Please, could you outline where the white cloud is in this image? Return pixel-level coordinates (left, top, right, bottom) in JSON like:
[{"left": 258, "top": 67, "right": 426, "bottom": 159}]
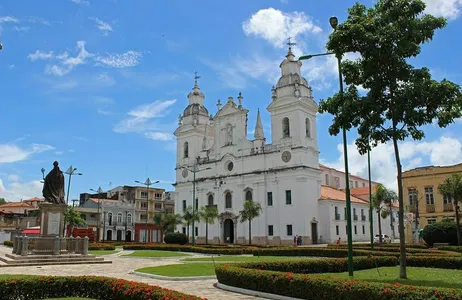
[
  {"left": 0, "top": 143, "right": 54, "bottom": 163},
  {"left": 127, "top": 100, "right": 177, "bottom": 119},
  {"left": 28, "top": 50, "right": 54, "bottom": 61},
  {"left": 94, "top": 51, "right": 142, "bottom": 68},
  {"left": 90, "top": 17, "right": 113, "bottom": 35},
  {"left": 145, "top": 132, "right": 174, "bottom": 141},
  {"left": 0, "top": 178, "right": 43, "bottom": 202},
  {"left": 323, "top": 136, "right": 462, "bottom": 190},
  {"left": 7, "top": 174, "right": 20, "bottom": 182},
  {"left": 0, "top": 16, "right": 19, "bottom": 23},
  {"left": 242, "top": 8, "right": 322, "bottom": 49},
  {"left": 71, "top": 0, "right": 90, "bottom": 5},
  {"left": 423, "top": 0, "right": 462, "bottom": 20}
]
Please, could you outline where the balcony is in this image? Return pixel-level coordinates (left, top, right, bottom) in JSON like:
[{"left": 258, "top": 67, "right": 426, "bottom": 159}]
[
  {"left": 426, "top": 204, "right": 435, "bottom": 213},
  {"left": 361, "top": 215, "right": 366, "bottom": 221},
  {"left": 409, "top": 205, "right": 417, "bottom": 214},
  {"left": 444, "top": 203, "right": 454, "bottom": 212},
  {"left": 353, "top": 215, "right": 358, "bottom": 221},
  {"left": 335, "top": 214, "right": 341, "bottom": 220}
]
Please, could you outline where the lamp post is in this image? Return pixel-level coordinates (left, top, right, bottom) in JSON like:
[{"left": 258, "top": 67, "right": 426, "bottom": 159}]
[
  {"left": 135, "top": 178, "right": 159, "bottom": 243},
  {"left": 181, "top": 164, "right": 211, "bottom": 246},
  {"left": 90, "top": 187, "right": 104, "bottom": 242},
  {"left": 368, "top": 148, "right": 374, "bottom": 249},
  {"left": 299, "top": 16, "right": 354, "bottom": 277},
  {"left": 63, "top": 165, "right": 82, "bottom": 237}
]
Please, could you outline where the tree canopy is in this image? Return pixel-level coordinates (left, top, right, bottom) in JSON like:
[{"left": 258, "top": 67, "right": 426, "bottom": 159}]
[{"left": 438, "top": 174, "right": 462, "bottom": 245}]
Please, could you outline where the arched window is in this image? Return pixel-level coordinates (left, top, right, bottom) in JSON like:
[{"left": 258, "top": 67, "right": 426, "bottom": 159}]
[
  {"left": 127, "top": 213, "right": 132, "bottom": 225},
  {"left": 282, "top": 117, "right": 290, "bottom": 138},
  {"left": 107, "top": 212, "right": 113, "bottom": 226},
  {"left": 117, "top": 212, "right": 123, "bottom": 223},
  {"left": 305, "top": 118, "right": 311, "bottom": 138},
  {"left": 245, "top": 190, "right": 253, "bottom": 202},
  {"left": 184, "top": 142, "right": 189, "bottom": 158},
  {"left": 208, "top": 194, "right": 214, "bottom": 206},
  {"left": 225, "top": 192, "right": 232, "bottom": 209}
]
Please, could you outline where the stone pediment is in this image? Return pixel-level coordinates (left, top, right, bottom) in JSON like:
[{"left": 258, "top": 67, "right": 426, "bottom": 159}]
[
  {"left": 215, "top": 103, "right": 247, "bottom": 118},
  {"left": 267, "top": 96, "right": 317, "bottom": 112}
]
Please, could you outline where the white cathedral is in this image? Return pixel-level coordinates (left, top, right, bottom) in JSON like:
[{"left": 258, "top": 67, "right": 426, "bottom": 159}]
[{"left": 172, "top": 47, "right": 395, "bottom": 245}]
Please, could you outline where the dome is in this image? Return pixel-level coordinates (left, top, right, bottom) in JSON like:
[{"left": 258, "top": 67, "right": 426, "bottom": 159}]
[
  {"left": 183, "top": 103, "right": 209, "bottom": 117},
  {"left": 276, "top": 73, "right": 309, "bottom": 89}
]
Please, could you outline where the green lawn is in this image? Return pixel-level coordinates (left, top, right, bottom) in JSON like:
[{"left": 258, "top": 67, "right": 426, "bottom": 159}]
[
  {"left": 44, "top": 298, "right": 96, "bottom": 300},
  {"left": 182, "top": 256, "right": 312, "bottom": 262},
  {"left": 88, "top": 250, "right": 120, "bottom": 255},
  {"left": 0, "top": 275, "right": 32, "bottom": 280},
  {"left": 123, "top": 250, "right": 191, "bottom": 258},
  {"left": 136, "top": 263, "right": 217, "bottom": 277},
  {"left": 322, "top": 267, "right": 462, "bottom": 289}
]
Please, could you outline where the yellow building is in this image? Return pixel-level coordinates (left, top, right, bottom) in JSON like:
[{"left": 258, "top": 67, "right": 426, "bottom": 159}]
[{"left": 402, "top": 163, "right": 462, "bottom": 242}]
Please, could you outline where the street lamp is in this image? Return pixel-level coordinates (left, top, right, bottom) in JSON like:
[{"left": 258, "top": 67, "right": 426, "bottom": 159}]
[
  {"left": 90, "top": 187, "right": 104, "bottom": 242},
  {"left": 135, "top": 178, "right": 159, "bottom": 243},
  {"left": 64, "top": 165, "right": 83, "bottom": 205},
  {"left": 299, "top": 16, "right": 354, "bottom": 277},
  {"left": 181, "top": 164, "right": 211, "bottom": 246},
  {"left": 40, "top": 168, "right": 46, "bottom": 184}
]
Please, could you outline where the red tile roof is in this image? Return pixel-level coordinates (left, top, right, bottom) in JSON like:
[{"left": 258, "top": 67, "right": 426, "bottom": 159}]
[
  {"left": 0, "top": 202, "right": 33, "bottom": 208},
  {"left": 24, "top": 197, "right": 44, "bottom": 202},
  {"left": 319, "top": 186, "right": 369, "bottom": 204},
  {"left": 349, "top": 186, "right": 377, "bottom": 196}
]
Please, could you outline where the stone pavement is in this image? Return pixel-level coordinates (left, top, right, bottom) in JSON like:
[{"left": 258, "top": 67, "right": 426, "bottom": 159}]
[{"left": 0, "top": 245, "right": 261, "bottom": 300}]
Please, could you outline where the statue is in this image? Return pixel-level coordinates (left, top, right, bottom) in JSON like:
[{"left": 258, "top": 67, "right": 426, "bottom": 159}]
[{"left": 42, "top": 161, "right": 66, "bottom": 204}]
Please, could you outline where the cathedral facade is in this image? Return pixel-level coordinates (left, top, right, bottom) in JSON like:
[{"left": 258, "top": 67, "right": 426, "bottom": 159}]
[{"left": 173, "top": 47, "right": 323, "bottom": 245}]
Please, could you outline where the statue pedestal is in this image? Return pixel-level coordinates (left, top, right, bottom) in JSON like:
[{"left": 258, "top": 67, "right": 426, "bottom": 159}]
[{"left": 38, "top": 202, "right": 66, "bottom": 237}]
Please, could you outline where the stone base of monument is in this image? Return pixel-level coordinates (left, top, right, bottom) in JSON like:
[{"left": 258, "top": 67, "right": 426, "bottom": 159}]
[{"left": 0, "top": 203, "right": 111, "bottom": 267}]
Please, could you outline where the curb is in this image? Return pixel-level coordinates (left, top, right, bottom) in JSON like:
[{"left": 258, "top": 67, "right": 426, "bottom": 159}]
[
  {"left": 131, "top": 271, "right": 216, "bottom": 281},
  {"left": 215, "top": 282, "right": 303, "bottom": 300}
]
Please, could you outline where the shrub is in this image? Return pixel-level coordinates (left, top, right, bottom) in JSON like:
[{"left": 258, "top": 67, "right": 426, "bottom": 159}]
[
  {"left": 0, "top": 275, "right": 205, "bottom": 300},
  {"left": 438, "top": 246, "right": 462, "bottom": 253},
  {"left": 216, "top": 264, "right": 462, "bottom": 300},
  {"left": 327, "top": 243, "right": 428, "bottom": 249},
  {"left": 164, "top": 232, "right": 188, "bottom": 245},
  {"left": 88, "top": 243, "right": 115, "bottom": 250},
  {"left": 407, "top": 256, "right": 462, "bottom": 270},
  {"left": 3, "top": 241, "right": 13, "bottom": 247},
  {"left": 423, "top": 220, "right": 462, "bottom": 247}
]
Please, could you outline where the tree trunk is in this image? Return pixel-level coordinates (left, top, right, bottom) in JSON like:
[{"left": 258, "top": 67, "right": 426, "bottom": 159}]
[
  {"left": 392, "top": 134, "right": 407, "bottom": 279},
  {"left": 378, "top": 210, "right": 382, "bottom": 243},
  {"left": 455, "top": 199, "right": 462, "bottom": 246},
  {"left": 389, "top": 203, "right": 394, "bottom": 239},
  {"left": 187, "top": 222, "right": 190, "bottom": 239},
  {"left": 249, "top": 219, "right": 252, "bottom": 245},
  {"left": 205, "top": 223, "right": 209, "bottom": 245}
]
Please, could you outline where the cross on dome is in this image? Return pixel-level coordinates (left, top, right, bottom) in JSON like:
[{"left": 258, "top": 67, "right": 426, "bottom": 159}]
[
  {"left": 194, "top": 71, "right": 201, "bottom": 88},
  {"left": 287, "top": 37, "right": 296, "bottom": 50}
]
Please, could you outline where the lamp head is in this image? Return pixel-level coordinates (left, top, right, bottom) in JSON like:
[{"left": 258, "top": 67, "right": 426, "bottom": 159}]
[
  {"left": 329, "top": 16, "right": 338, "bottom": 29},
  {"left": 0, "top": 43, "right": 3, "bottom": 51}
]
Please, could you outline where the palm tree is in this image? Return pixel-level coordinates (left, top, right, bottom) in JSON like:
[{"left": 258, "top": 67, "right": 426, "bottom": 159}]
[
  {"left": 372, "top": 184, "right": 396, "bottom": 243},
  {"left": 182, "top": 206, "right": 199, "bottom": 240},
  {"left": 199, "top": 205, "right": 219, "bottom": 244},
  {"left": 154, "top": 213, "right": 182, "bottom": 241},
  {"left": 239, "top": 200, "right": 262, "bottom": 245},
  {"left": 438, "top": 174, "right": 462, "bottom": 246}
]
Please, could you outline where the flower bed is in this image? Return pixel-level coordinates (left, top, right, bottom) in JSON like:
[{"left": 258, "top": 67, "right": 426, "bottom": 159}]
[
  {"left": 88, "top": 243, "right": 116, "bottom": 251},
  {"left": 0, "top": 275, "right": 205, "bottom": 300},
  {"left": 215, "top": 258, "right": 462, "bottom": 299}
]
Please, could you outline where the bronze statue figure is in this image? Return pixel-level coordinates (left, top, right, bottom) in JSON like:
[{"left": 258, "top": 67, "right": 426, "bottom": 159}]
[{"left": 42, "top": 161, "right": 66, "bottom": 204}]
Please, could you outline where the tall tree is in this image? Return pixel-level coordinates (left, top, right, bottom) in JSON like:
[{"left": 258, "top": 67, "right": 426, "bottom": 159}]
[
  {"left": 319, "top": 0, "right": 462, "bottom": 278},
  {"left": 199, "top": 205, "right": 219, "bottom": 244},
  {"left": 0, "top": 198, "right": 7, "bottom": 205},
  {"left": 64, "top": 206, "right": 86, "bottom": 236},
  {"left": 372, "top": 184, "right": 397, "bottom": 243},
  {"left": 182, "top": 206, "right": 199, "bottom": 240},
  {"left": 154, "top": 213, "right": 182, "bottom": 241},
  {"left": 239, "top": 200, "right": 262, "bottom": 245},
  {"left": 438, "top": 174, "right": 462, "bottom": 245}
]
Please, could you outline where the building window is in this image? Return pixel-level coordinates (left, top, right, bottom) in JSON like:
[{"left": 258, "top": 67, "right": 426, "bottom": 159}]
[
  {"left": 182, "top": 227, "right": 186, "bottom": 234},
  {"left": 325, "top": 174, "right": 329, "bottom": 185},
  {"left": 336, "top": 225, "right": 339, "bottom": 235},
  {"left": 154, "top": 193, "right": 162, "bottom": 200},
  {"left": 335, "top": 177, "right": 340, "bottom": 189},
  {"left": 245, "top": 190, "right": 253, "bottom": 202},
  {"left": 425, "top": 187, "right": 434, "bottom": 204},
  {"left": 155, "top": 203, "right": 162, "bottom": 210},
  {"left": 427, "top": 217, "right": 437, "bottom": 225},
  {"left": 268, "top": 225, "right": 274, "bottom": 236},
  {"left": 140, "top": 214, "right": 147, "bottom": 221},
  {"left": 408, "top": 188, "right": 418, "bottom": 206},
  {"left": 354, "top": 225, "right": 357, "bottom": 235},
  {"left": 127, "top": 213, "right": 132, "bottom": 224},
  {"left": 267, "top": 192, "right": 273, "bottom": 206},
  {"left": 286, "top": 225, "right": 293, "bottom": 236},
  {"left": 208, "top": 194, "right": 214, "bottom": 206},
  {"left": 184, "top": 142, "right": 189, "bottom": 158},
  {"left": 443, "top": 194, "right": 452, "bottom": 204},
  {"left": 141, "top": 202, "right": 148, "bottom": 209},
  {"left": 362, "top": 182, "right": 366, "bottom": 187},
  {"left": 225, "top": 192, "right": 232, "bottom": 208},
  {"left": 349, "top": 180, "right": 353, "bottom": 187},
  {"left": 195, "top": 198, "right": 199, "bottom": 210},
  {"left": 282, "top": 117, "right": 290, "bottom": 138},
  {"left": 305, "top": 118, "right": 311, "bottom": 138},
  {"left": 344, "top": 207, "right": 347, "bottom": 220},
  {"left": 117, "top": 213, "right": 122, "bottom": 223},
  {"left": 182, "top": 200, "right": 187, "bottom": 211},
  {"left": 195, "top": 227, "right": 198, "bottom": 236},
  {"left": 362, "top": 225, "right": 365, "bottom": 234},
  {"left": 108, "top": 212, "right": 113, "bottom": 226},
  {"left": 285, "top": 190, "right": 292, "bottom": 205},
  {"left": 141, "top": 191, "right": 148, "bottom": 199},
  {"left": 334, "top": 206, "right": 340, "bottom": 220}
]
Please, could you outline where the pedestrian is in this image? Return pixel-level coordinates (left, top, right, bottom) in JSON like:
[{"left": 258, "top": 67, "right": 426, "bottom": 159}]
[
  {"left": 297, "top": 235, "right": 302, "bottom": 246},
  {"left": 293, "top": 235, "right": 297, "bottom": 247},
  {"left": 337, "top": 237, "right": 341, "bottom": 245}
]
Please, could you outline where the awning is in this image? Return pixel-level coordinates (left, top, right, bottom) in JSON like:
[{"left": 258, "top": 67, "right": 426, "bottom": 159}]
[{"left": 21, "top": 228, "right": 40, "bottom": 235}]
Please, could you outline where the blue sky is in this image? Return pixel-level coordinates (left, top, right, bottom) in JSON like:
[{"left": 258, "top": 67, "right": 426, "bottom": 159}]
[{"left": 1, "top": 0, "right": 462, "bottom": 201}]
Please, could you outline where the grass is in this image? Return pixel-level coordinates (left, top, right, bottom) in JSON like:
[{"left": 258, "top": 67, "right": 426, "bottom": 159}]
[
  {"left": 181, "top": 256, "right": 312, "bottom": 262},
  {"left": 0, "top": 275, "right": 32, "bottom": 280},
  {"left": 88, "top": 250, "right": 119, "bottom": 255},
  {"left": 322, "top": 267, "right": 462, "bottom": 289},
  {"left": 44, "top": 298, "right": 96, "bottom": 300},
  {"left": 123, "top": 250, "right": 191, "bottom": 258},
  {"left": 136, "top": 264, "right": 217, "bottom": 277}
]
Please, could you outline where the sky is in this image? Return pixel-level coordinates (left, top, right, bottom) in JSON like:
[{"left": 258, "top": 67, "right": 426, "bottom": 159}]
[{"left": 1, "top": 0, "right": 462, "bottom": 202}]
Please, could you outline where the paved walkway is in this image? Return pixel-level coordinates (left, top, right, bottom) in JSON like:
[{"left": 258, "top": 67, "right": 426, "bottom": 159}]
[{"left": 0, "top": 246, "right": 260, "bottom": 300}]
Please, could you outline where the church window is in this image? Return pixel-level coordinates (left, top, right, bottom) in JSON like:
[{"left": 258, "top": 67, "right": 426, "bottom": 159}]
[
  {"left": 305, "top": 118, "right": 311, "bottom": 138},
  {"left": 245, "top": 190, "right": 252, "bottom": 202},
  {"left": 286, "top": 224, "right": 293, "bottom": 236},
  {"left": 183, "top": 142, "right": 189, "bottom": 158},
  {"left": 117, "top": 213, "right": 123, "bottom": 223},
  {"left": 267, "top": 192, "right": 273, "bottom": 206},
  {"left": 225, "top": 192, "right": 232, "bottom": 209},
  {"left": 268, "top": 225, "right": 274, "bottom": 236},
  {"left": 282, "top": 117, "right": 290, "bottom": 138},
  {"left": 182, "top": 200, "right": 187, "bottom": 211},
  {"left": 227, "top": 161, "right": 234, "bottom": 171},
  {"left": 285, "top": 190, "right": 292, "bottom": 205},
  {"left": 208, "top": 194, "right": 214, "bottom": 206},
  {"left": 108, "top": 212, "right": 113, "bottom": 226}
]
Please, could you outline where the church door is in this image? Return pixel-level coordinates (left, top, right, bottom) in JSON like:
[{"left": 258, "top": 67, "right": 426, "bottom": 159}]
[
  {"left": 224, "top": 219, "right": 234, "bottom": 244},
  {"left": 117, "top": 230, "right": 122, "bottom": 241},
  {"left": 311, "top": 223, "right": 318, "bottom": 244},
  {"left": 106, "top": 230, "right": 112, "bottom": 241}
]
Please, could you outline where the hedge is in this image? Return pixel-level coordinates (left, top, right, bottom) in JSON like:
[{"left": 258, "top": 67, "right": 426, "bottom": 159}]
[
  {"left": 216, "top": 264, "right": 462, "bottom": 300},
  {"left": 438, "top": 246, "right": 462, "bottom": 253},
  {"left": 407, "top": 256, "right": 462, "bottom": 270},
  {"left": 88, "top": 243, "right": 116, "bottom": 251},
  {"left": 3, "top": 240, "right": 13, "bottom": 247},
  {"left": 328, "top": 243, "right": 428, "bottom": 249},
  {"left": 164, "top": 232, "right": 188, "bottom": 245},
  {"left": 0, "top": 276, "right": 205, "bottom": 300}
]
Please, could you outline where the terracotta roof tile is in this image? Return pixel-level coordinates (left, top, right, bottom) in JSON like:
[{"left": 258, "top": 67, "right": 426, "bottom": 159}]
[
  {"left": 319, "top": 185, "right": 368, "bottom": 204},
  {"left": 349, "top": 186, "right": 377, "bottom": 196},
  {"left": 24, "top": 197, "right": 44, "bottom": 202},
  {"left": 0, "top": 202, "right": 33, "bottom": 208}
]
